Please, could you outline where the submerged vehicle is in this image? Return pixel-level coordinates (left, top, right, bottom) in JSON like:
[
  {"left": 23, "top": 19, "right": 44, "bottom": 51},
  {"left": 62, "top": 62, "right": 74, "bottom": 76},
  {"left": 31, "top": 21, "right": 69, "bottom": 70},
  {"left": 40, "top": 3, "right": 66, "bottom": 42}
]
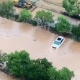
[{"left": 52, "top": 36, "right": 65, "bottom": 49}]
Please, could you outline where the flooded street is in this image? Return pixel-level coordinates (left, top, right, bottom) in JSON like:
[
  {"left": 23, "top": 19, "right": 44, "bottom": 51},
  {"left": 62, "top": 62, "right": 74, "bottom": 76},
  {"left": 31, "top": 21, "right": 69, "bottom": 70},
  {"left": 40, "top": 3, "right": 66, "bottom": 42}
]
[
  {"left": 0, "top": 0, "right": 80, "bottom": 80},
  {"left": 0, "top": 17, "right": 80, "bottom": 80},
  {"left": 0, "top": 71, "right": 17, "bottom": 80}
]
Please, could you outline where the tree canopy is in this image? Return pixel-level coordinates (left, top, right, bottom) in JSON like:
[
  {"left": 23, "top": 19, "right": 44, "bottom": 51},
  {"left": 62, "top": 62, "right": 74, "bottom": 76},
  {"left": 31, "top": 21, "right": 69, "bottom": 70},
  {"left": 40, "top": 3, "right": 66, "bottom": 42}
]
[
  {"left": 5, "top": 50, "right": 74, "bottom": 80},
  {"left": 35, "top": 10, "right": 54, "bottom": 26},
  {"left": 56, "top": 16, "right": 71, "bottom": 34},
  {"left": 19, "top": 9, "right": 32, "bottom": 22},
  {"left": 71, "top": 25, "right": 80, "bottom": 39},
  {"left": 62, "top": 0, "right": 80, "bottom": 16},
  {"left": 27, "top": 58, "right": 53, "bottom": 80},
  {"left": 7, "top": 50, "right": 31, "bottom": 78},
  {"left": 58, "top": 67, "right": 74, "bottom": 80},
  {"left": 0, "top": 1, "right": 14, "bottom": 18}
]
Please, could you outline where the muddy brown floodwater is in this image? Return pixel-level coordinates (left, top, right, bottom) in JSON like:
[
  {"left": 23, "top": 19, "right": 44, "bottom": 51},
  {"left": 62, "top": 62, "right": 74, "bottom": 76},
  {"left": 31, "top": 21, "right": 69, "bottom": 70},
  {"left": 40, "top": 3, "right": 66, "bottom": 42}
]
[
  {"left": 0, "top": 16, "right": 80, "bottom": 80},
  {"left": 0, "top": 0, "right": 80, "bottom": 80}
]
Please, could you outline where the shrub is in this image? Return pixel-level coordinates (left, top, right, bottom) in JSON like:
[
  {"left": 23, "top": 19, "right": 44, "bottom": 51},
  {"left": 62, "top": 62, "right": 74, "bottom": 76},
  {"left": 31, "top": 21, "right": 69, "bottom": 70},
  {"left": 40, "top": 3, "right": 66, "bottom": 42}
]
[
  {"left": 49, "top": 27, "right": 57, "bottom": 33},
  {"left": 62, "top": 0, "right": 80, "bottom": 16},
  {"left": 31, "top": 20, "right": 37, "bottom": 26},
  {"left": 19, "top": 9, "right": 32, "bottom": 22},
  {"left": 7, "top": 50, "right": 31, "bottom": 78},
  {"left": 14, "top": 14, "right": 19, "bottom": 20},
  {"left": 0, "top": 1, "right": 14, "bottom": 18},
  {"left": 0, "top": 53, "right": 7, "bottom": 63},
  {"left": 58, "top": 67, "right": 74, "bottom": 80},
  {"left": 56, "top": 16, "right": 71, "bottom": 35},
  {"left": 6, "top": 50, "right": 74, "bottom": 80},
  {"left": 35, "top": 10, "right": 54, "bottom": 27},
  {"left": 71, "top": 25, "right": 80, "bottom": 40}
]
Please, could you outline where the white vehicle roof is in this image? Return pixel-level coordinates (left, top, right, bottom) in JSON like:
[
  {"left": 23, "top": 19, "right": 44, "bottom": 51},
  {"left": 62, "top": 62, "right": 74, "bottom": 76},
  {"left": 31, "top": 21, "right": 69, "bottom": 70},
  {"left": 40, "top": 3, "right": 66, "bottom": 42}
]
[
  {"left": 55, "top": 36, "right": 65, "bottom": 43},
  {"left": 52, "top": 36, "right": 65, "bottom": 49}
]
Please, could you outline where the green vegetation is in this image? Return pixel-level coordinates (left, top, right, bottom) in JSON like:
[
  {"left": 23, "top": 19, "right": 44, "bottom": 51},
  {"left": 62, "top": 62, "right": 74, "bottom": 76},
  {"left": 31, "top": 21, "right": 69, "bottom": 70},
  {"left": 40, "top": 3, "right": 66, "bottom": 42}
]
[
  {"left": 0, "top": 50, "right": 74, "bottom": 80},
  {"left": 0, "top": 1, "right": 80, "bottom": 42},
  {"left": 0, "top": 1, "right": 32, "bottom": 22},
  {"left": 19, "top": 9, "right": 32, "bottom": 22},
  {"left": 0, "top": 1, "right": 78, "bottom": 79},
  {"left": 35, "top": 10, "right": 54, "bottom": 27},
  {"left": 27, "top": 58, "right": 53, "bottom": 80},
  {"left": 0, "top": 50, "right": 8, "bottom": 63},
  {"left": 71, "top": 25, "right": 80, "bottom": 40},
  {"left": 0, "top": 0, "right": 14, "bottom": 18},
  {"left": 31, "top": 20, "right": 37, "bottom": 26},
  {"left": 7, "top": 50, "right": 31, "bottom": 78},
  {"left": 58, "top": 67, "right": 74, "bottom": 80},
  {"left": 62, "top": 0, "right": 80, "bottom": 16},
  {"left": 56, "top": 16, "right": 71, "bottom": 35}
]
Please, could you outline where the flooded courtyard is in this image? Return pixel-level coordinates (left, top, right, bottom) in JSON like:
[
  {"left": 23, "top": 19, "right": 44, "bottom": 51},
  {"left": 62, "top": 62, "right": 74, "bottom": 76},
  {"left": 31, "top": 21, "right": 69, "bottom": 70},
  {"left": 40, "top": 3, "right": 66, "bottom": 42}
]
[{"left": 0, "top": 17, "right": 80, "bottom": 80}]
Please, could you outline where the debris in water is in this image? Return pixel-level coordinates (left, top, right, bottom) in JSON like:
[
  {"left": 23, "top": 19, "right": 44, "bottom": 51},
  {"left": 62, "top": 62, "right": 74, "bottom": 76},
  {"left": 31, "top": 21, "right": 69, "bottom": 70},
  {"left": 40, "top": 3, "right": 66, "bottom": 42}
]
[{"left": 34, "top": 39, "right": 36, "bottom": 41}]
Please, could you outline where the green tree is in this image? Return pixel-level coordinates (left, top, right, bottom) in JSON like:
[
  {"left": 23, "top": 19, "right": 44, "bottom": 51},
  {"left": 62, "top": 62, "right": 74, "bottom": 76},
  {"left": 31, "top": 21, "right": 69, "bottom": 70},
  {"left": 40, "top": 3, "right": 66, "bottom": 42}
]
[
  {"left": 35, "top": 10, "right": 53, "bottom": 27},
  {"left": 31, "top": 20, "right": 37, "bottom": 26},
  {"left": 56, "top": 16, "right": 71, "bottom": 34},
  {"left": 0, "top": 1, "right": 14, "bottom": 18},
  {"left": 0, "top": 53, "right": 8, "bottom": 63},
  {"left": 47, "top": 67, "right": 59, "bottom": 80},
  {"left": 6, "top": 50, "right": 74, "bottom": 80},
  {"left": 19, "top": 9, "right": 32, "bottom": 22},
  {"left": 58, "top": 67, "right": 74, "bottom": 80},
  {"left": 48, "top": 67, "right": 74, "bottom": 80},
  {"left": 71, "top": 25, "right": 80, "bottom": 40},
  {"left": 27, "top": 58, "right": 53, "bottom": 80},
  {"left": 7, "top": 50, "right": 31, "bottom": 78},
  {"left": 62, "top": 0, "right": 80, "bottom": 16}
]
